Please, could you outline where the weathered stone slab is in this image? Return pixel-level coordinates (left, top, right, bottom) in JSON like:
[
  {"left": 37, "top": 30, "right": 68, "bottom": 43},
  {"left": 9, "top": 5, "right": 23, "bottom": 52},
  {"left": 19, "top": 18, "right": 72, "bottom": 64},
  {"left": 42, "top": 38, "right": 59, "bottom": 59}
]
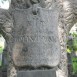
[
  {"left": 17, "top": 69, "right": 56, "bottom": 77},
  {"left": 10, "top": 7, "right": 60, "bottom": 67}
]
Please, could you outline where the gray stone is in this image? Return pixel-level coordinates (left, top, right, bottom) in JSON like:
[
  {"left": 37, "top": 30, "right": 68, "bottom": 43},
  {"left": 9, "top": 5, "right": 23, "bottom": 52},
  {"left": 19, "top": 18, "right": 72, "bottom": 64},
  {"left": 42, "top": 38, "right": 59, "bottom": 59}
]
[
  {"left": 11, "top": 7, "right": 61, "bottom": 67},
  {"left": 17, "top": 69, "right": 56, "bottom": 77}
]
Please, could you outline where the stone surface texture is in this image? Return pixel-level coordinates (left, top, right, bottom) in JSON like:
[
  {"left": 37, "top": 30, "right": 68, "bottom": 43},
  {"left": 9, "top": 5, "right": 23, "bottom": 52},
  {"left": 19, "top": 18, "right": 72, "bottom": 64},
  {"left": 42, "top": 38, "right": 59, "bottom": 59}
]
[{"left": 11, "top": 7, "right": 60, "bottom": 67}]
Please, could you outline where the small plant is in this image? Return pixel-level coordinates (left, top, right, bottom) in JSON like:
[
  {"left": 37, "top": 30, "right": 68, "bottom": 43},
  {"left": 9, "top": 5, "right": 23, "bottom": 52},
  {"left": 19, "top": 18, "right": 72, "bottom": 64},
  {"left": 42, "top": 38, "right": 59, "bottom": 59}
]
[
  {"left": 67, "top": 32, "right": 77, "bottom": 74},
  {"left": 67, "top": 32, "right": 77, "bottom": 53}
]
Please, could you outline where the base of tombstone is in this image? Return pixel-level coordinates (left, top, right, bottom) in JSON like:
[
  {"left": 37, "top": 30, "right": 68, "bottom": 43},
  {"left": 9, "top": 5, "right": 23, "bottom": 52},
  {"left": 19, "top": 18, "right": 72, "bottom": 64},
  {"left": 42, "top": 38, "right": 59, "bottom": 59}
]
[{"left": 17, "top": 69, "right": 56, "bottom": 77}]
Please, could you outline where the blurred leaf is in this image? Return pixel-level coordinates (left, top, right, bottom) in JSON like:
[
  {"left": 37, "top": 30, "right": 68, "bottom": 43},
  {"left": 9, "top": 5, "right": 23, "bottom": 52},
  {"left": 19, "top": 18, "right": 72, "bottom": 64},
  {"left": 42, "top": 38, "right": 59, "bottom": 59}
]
[
  {"left": 67, "top": 48, "right": 71, "bottom": 53},
  {"left": 0, "top": 47, "right": 3, "bottom": 54}
]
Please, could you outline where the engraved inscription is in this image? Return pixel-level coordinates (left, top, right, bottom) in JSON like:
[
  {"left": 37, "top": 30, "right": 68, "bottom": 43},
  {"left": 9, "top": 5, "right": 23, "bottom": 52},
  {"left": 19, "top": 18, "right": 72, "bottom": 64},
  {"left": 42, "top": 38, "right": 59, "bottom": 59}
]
[{"left": 14, "top": 35, "right": 57, "bottom": 43}]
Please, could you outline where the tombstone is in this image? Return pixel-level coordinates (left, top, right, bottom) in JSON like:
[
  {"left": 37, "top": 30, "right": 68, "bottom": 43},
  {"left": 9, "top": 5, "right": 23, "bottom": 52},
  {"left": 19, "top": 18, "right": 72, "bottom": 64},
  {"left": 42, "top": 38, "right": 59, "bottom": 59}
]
[{"left": 0, "top": 0, "right": 61, "bottom": 77}]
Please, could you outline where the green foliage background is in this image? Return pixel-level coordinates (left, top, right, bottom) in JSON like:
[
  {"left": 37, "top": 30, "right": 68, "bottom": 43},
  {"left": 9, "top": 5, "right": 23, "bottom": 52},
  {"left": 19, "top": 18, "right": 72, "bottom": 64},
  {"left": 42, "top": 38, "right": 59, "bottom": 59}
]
[
  {"left": 67, "top": 32, "right": 77, "bottom": 74},
  {"left": 67, "top": 33, "right": 77, "bottom": 53},
  {"left": 72, "top": 58, "right": 77, "bottom": 74}
]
